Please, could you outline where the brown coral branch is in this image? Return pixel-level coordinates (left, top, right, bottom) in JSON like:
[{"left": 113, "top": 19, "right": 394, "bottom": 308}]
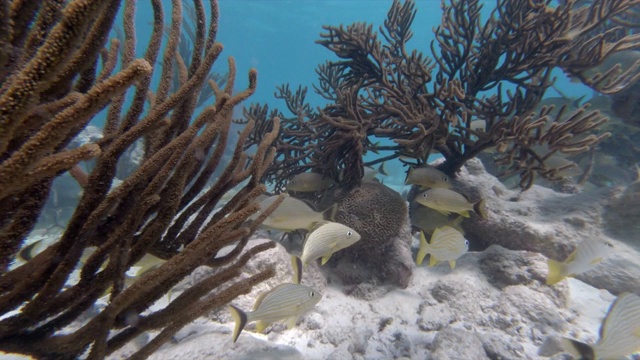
[
  {"left": 0, "top": 0, "right": 280, "bottom": 358},
  {"left": 0, "top": 59, "right": 153, "bottom": 200}
]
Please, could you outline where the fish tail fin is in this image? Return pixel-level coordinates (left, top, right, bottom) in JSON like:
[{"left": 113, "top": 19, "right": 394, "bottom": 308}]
[
  {"left": 405, "top": 168, "right": 413, "bottom": 185},
  {"left": 291, "top": 255, "right": 303, "bottom": 284},
  {"left": 378, "top": 162, "right": 388, "bottom": 176},
  {"left": 474, "top": 199, "right": 488, "bottom": 220},
  {"left": 228, "top": 305, "right": 248, "bottom": 343},
  {"left": 558, "top": 337, "right": 595, "bottom": 360},
  {"left": 546, "top": 259, "right": 567, "bottom": 285},
  {"left": 416, "top": 231, "right": 430, "bottom": 265},
  {"left": 323, "top": 204, "right": 338, "bottom": 222}
]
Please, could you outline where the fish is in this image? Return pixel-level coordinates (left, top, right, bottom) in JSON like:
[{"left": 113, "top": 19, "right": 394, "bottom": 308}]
[
  {"left": 299, "top": 221, "right": 361, "bottom": 266},
  {"left": 556, "top": 292, "right": 640, "bottom": 360},
  {"left": 252, "top": 195, "right": 334, "bottom": 232},
  {"left": 546, "top": 238, "right": 613, "bottom": 285},
  {"left": 363, "top": 163, "right": 388, "bottom": 182},
  {"left": 416, "top": 227, "right": 469, "bottom": 269},
  {"left": 415, "top": 188, "right": 487, "bottom": 219},
  {"left": 228, "top": 283, "right": 322, "bottom": 343},
  {"left": 286, "top": 172, "right": 333, "bottom": 192},
  {"left": 410, "top": 206, "right": 465, "bottom": 235},
  {"left": 470, "top": 120, "right": 486, "bottom": 132},
  {"left": 405, "top": 166, "right": 452, "bottom": 189}
]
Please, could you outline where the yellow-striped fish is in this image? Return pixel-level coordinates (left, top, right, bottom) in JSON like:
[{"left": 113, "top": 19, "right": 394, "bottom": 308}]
[
  {"left": 416, "top": 227, "right": 469, "bottom": 269},
  {"left": 546, "top": 238, "right": 612, "bottom": 285},
  {"left": 558, "top": 292, "right": 640, "bottom": 359},
  {"left": 228, "top": 283, "right": 322, "bottom": 343},
  {"left": 405, "top": 166, "right": 452, "bottom": 189},
  {"left": 416, "top": 188, "right": 487, "bottom": 219},
  {"left": 252, "top": 195, "right": 333, "bottom": 232},
  {"left": 299, "top": 222, "right": 361, "bottom": 266},
  {"left": 286, "top": 172, "right": 333, "bottom": 192}
]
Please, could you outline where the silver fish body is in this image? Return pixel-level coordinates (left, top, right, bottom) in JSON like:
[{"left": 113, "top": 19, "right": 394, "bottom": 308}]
[
  {"left": 286, "top": 172, "right": 333, "bottom": 192},
  {"left": 406, "top": 166, "right": 452, "bottom": 189},
  {"left": 228, "top": 283, "right": 322, "bottom": 343},
  {"left": 254, "top": 195, "right": 326, "bottom": 231},
  {"left": 558, "top": 292, "right": 640, "bottom": 359},
  {"left": 416, "top": 188, "right": 487, "bottom": 219},
  {"left": 300, "top": 222, "right": 361, "bottom": 266},
  {"left": 416, "top": 226, "right": 469, "bottom": 269}
]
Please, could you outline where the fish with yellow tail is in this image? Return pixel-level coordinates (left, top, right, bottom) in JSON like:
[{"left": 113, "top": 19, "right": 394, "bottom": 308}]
[
  {"left": 416, "top": 188, "right": 487, "bottom": 219},
  {"left": 228, "top": 283, "right": 322, "bottom": 343},
  {"left": 290, "top": 222, "right": 361, "bottom": 284},
  {"left": 286, "top": 172, "right": 333, "bottom": 192},
  {"left": 546, "top": 238, "right": 612, "bottom": 285},
  {"left": 553, "top": 292, "right": 640, "bottom": 360},
  {"left": 405, "top": 166, "right": 452, "bottom": 189},
  {"left": 300, "top": 222, "right": 361, "bottom": 266},
  {"left": 416, "top": 227, "right": 469, "bottom": 269},
  {"left": 251, "top": 195, "right": 336, "bottom": 232}
]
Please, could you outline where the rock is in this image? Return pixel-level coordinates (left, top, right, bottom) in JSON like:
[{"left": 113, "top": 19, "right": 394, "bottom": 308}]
[
  {"left": 323, "top": 181, "right": 415, "bottom": 289},
  {"left": 456, "top": 158, "right": 640, "bottom": 295},
  {"left": 430, "top": 327, "right": 490, "bottom": 360},
  {"left": 479, "top": 332, "right": 526, "bottom": 360}
]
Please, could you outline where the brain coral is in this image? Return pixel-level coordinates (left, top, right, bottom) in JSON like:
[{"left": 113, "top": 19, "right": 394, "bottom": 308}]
[{"left": 323, "top": 181, "right": 414, "bottom": 288}]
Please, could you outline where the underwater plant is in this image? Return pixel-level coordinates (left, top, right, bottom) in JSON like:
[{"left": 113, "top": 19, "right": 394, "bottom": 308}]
[
  {"left": 239, "top": 0, "right": 640, "bottom": 191},
  {"left": 0, "top": 0, "right": 282, "bottom": 358}
]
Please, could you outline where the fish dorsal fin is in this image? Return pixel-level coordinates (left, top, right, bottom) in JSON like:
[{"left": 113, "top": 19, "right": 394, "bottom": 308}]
[{"left": 252, "top": 291, "right": 269, "bottom": 311}]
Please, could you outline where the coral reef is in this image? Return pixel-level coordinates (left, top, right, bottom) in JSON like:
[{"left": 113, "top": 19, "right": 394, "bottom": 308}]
[
  {"left": 240, "top": 0, "right": 640, "bottom": 191},
  {"left": 456, "top": 158, "right": 640, "bottom": 296},
  {"left": 0, "top": 1, "right": 280, "bottom": 358},
  {"left": 321, "top": 181, "right": 414, "bottom": 288}
]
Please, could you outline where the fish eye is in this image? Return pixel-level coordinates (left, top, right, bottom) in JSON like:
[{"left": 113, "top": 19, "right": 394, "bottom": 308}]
[
  {"left": 465, "top": 240, "right": 469, "bottom": 246},
  {"left": 309, "top": 291, "right": 315, "bottom": 297},
  {"left": 421, "top": 193, "right": 428, "bottom": 198},
  {"left": 347, "top": 231, "right": 352, "bottom": 236},
  {"left": 443, "top": 177, "right": 448, "bottom": 182}
]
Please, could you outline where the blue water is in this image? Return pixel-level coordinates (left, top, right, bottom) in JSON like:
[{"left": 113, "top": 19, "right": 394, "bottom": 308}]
[{"left": 125, "top": 0, "right": 590, "bottom": 118}]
